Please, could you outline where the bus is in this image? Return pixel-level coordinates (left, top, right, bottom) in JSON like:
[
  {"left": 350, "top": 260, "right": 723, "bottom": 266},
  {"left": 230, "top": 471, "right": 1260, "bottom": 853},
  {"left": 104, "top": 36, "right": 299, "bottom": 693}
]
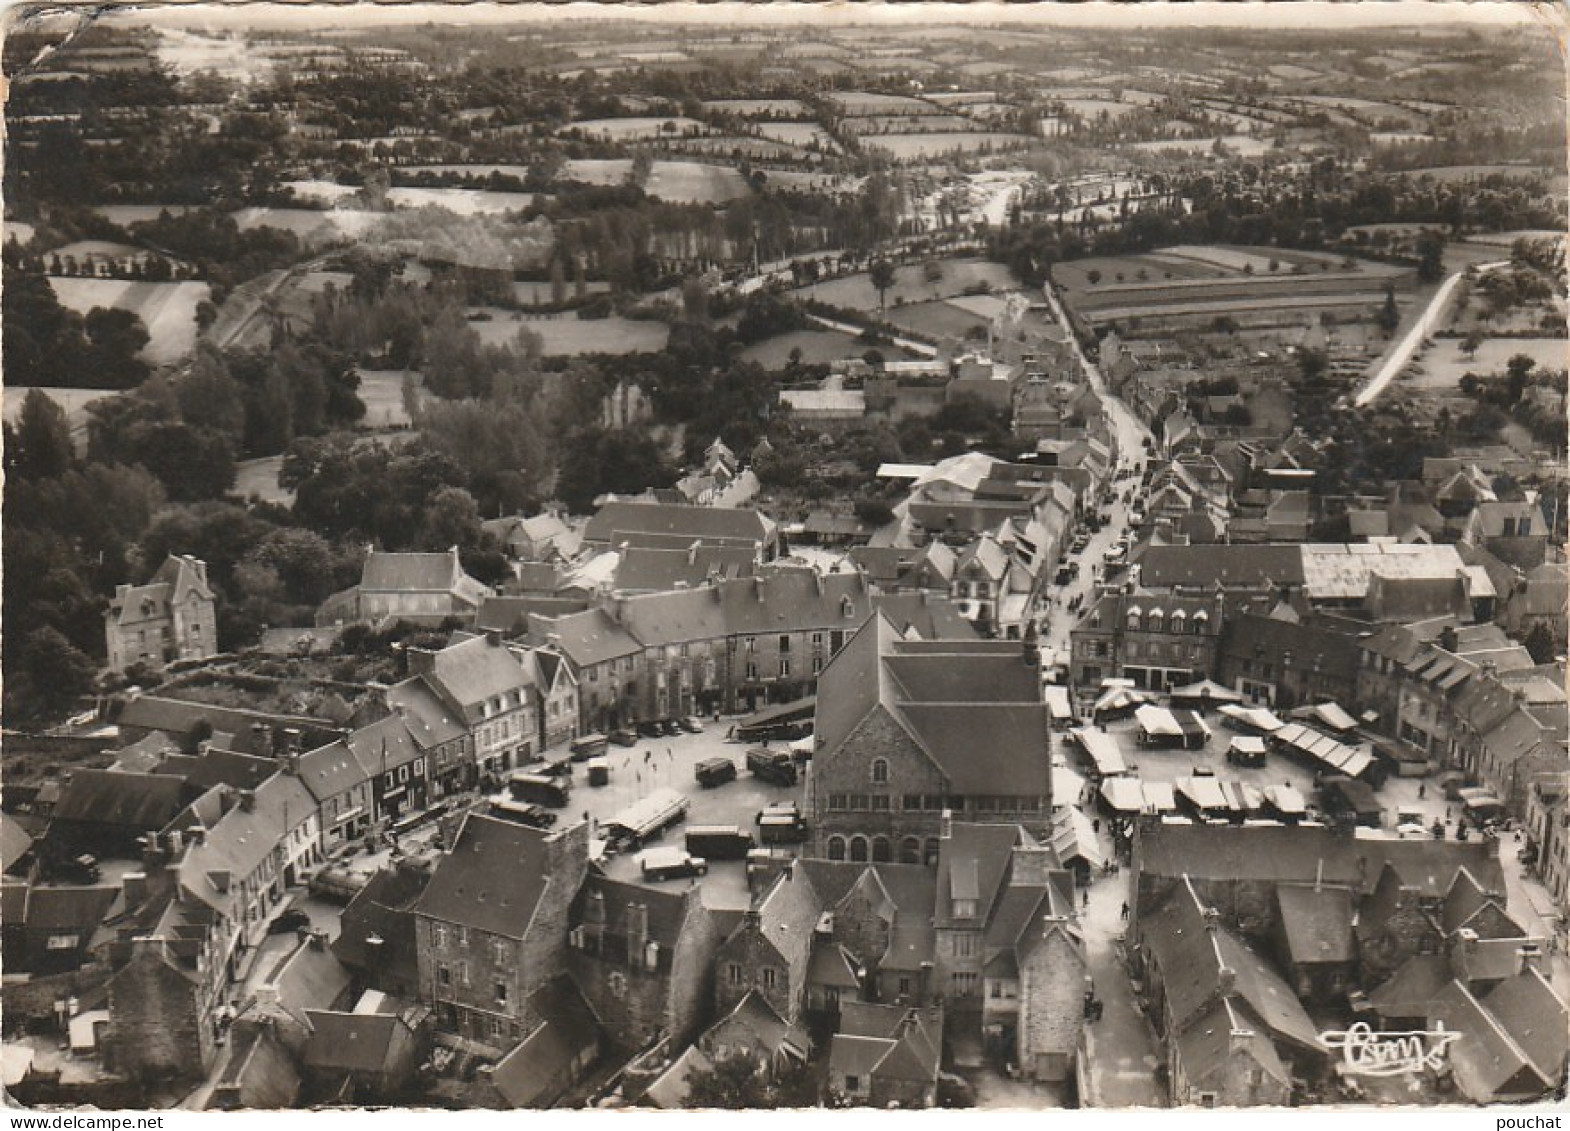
[
  {"left": 570, "top": 733, "right": 609, "bottom": 760},
  {"left": 508, "top": 771, "right": 571, "bottom": 809},
  {"left": 684, "top": 825, "right": 755, "bottom": 861}
]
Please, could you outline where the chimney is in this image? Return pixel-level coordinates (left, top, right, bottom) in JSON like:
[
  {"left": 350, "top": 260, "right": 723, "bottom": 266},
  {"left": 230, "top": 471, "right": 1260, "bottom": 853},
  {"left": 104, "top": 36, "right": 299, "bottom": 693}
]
[
  {"left": 282, "top": 727, "right": 302, "bottom": 755},
  {"left": 688, "top": 541, "right": 700, "bottom": 566},
  {"left": 743, "top": 907, "right": 762, "bottom": 933},
  {"left": 485, "top": 629, "right": 502, "bottom": 647},
  {"left": 756, "top": 576, "right": 768, "bottom": 603},
  {"left": 940, "top": 808, "right": 954, "bottom": 841},
  {"left": 1516, "top": 942, "right": 1545, "bottom": 975},
  {"left": 188, "top": 825, "right": 206, "bottom": 845},
  {"left": 1216, "top": 965, "right": 1236, "bottom": 996},
  {"left": 122, "top": 871, "right": 149, "bottom": 909},
  {"left": 239, "top": 790, "right": 256, "bottom": 812},
  {"left": 587, "top": 888, "right": 606, "bottom": 927},
  {"left": 166, "top": 829, "right": 184, "bottom": 855}
]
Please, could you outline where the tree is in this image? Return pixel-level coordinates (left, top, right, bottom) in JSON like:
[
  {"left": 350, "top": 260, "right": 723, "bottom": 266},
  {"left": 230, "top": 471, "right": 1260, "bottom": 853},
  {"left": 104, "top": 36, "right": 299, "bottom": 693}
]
[
  {"left": 1461, "top": 328, "right": 1484, "bottom": 360},
  {"left": 4, "top": 389, "right": 75, "bottom": 480},
  {"left": 550, "top": 256, "right": 567, "bottom": 306},
  {"left": 1415, "top": 231, "right": 1446, "bottom": 284},
  {"left": 1523, "top": 621, "right": 1561, "bottom": 665},
  {"left": 1377, "top": 285, "right": 1400, "bottom": 338},
  {"left": 684, "top": 1052, "right": 819, "bottom": 1109},
  {"left": 869, "top": 258, "right": 897, "bottom": 314},
  {"left": 1506, "top": 354, "right": 1536, "bottom": 403},
  {"left": 556, "top": 427, "right": 673, "bottom": 515},
  {"left": 11, "top": 626, "right": 97, "bottom": 724}
]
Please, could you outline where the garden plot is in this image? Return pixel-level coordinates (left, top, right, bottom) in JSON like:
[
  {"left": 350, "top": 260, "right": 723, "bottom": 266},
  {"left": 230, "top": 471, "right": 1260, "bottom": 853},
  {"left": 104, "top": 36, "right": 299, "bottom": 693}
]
[
  {"left": 283, "top": 180, "right": 360, "bottom": 205},
  {"left": 885, "top": 300, "right": 990, "bottom": 341},
  {"left": 1131, "top": 135, "right": 1273, "bottom": 157},
  {"left": 1059, "top": 99, "right": 1141, "bottom": 120},
  {"left": 48, "top": 277, "right": 210, "bottom": 365},
  {"left": 356, "top": 369, "right": 418, "bottom": 429}
]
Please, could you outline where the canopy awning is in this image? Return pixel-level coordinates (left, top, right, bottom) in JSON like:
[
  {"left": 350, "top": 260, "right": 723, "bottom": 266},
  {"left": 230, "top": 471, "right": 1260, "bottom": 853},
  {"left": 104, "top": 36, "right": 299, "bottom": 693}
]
[
  {"left": 1094, "top": 687, "right": 1152, "bottom": 715},
  {"left": 1099, "top": 776, "right": 1176, "bottom": 814},
  {"left": 1071, "top": 727, "right": 1128, "bottom": 776},
  {"left": 1044, "top": 685, "right": 1074, "bottom": 722},
  {"left": 1053, "top": 761, "right": 1087, "bottom": 802},
  {"left": 1264, "top": 784, "right": 1308, "bottom": 815},
  {"left": 1169, "top": 679, "right": 1244, "bottom": 705},
  {"left": 1172, "top": 708, "right": 1212, "bottom": 741},
  {"left": 1050, "top": 807, "right": 1105, "bottom": 869},
  {"left": 1176, "top": 775, "right": 1231, "bottom": 812},
  {"left": 1135, "top": 704, "right": 1184, "bottom": 738},
  {"left": 1295, "top": 701, "right": 1359, "bottom": 733},
  {"left": 1228, "top": 736, "right": 1268, "bottom": 756},
  {"left": 1217, "top": 703, "right": 1286, "bottom": 734},
  {"left": 1273, "top": 722, "right": 1375, "bottom": 779}
]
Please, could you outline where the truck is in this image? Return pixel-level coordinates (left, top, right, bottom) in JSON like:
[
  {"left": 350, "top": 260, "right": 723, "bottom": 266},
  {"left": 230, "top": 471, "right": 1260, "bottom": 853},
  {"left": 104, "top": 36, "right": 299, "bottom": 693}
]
[
  {"left": 694, "top": 757, "right": 737, "bottom": 788},
  {"left": 570, "top": 733, "right": 609, "bottom": 761},
  {"left": 756, "top": 802, "right": 809, "bottom": 845},
  {"left": 684, "top": 825, "right": 755, "bottom": 861},
  {"left": 638, "top": 846, "right": 708, "bottom": 882},
  {"left": 604, "top": 788, "right": 690, "bottom": 854},
  {"left": 508, "top": 771, "right": 571, "bottom": 809},
  {"left": 746, "top": 747, "right": 798, "bottom": 787}
]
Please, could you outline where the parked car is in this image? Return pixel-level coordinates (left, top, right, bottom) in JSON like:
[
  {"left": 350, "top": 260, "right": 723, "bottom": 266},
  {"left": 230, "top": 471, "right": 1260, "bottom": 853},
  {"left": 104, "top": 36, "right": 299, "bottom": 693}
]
[
  {"left": 587, "top": 757, "right": 611, "bottom": 787},
  {"left": 695, "top": 757, "right": 738, "bottom": 788},
  {"left": 638, "top": 721, "right": 665, "bottom": 739},
  {"left": 609, "top": 729, "right": 638, "bottom": 747},
  {"left": 746, "top": 747, "right": 798, "bottom": 786},
  {"left": 660, "top": 719, "right": 682, "bottom": 737},
  {"left": 679, "top": 716, "right": 704, "bottom": 734}
]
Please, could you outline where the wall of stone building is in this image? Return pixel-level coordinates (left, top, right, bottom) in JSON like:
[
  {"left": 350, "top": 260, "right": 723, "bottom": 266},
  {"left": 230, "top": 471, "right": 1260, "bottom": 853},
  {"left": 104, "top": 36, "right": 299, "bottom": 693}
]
[
  {"left": 1175, "top": 1043, "right": 1292, "bottom": 1108},
  {"left": 832, "top": 887, "right": 893, "bottom": 970},
  {"left": 1018, "top": 930, "right": 1087, "bottom": 1082},
  {"left": 1, "top": 962, "right": 111, "bottom": 1025},
  {"left": 102, "top": 944, "right": 213, "bottom": 1083},
  {"left": 870, "top": 1072, "right": 934, "bottom": 1110},
  {"left": 1356, "top": 898, "right": 1438, "bottom": 987},
  {"left": 810, "top": 706, "right": 945, "bottom": 858},
  {"left": 665, "top": 894, "right": 720, "bottom": 1046},
  {"left": 525, "top": 822, "right": 591, "bottom": 994},
  {"left": 714, "top": 925, "right": 793, "bottom": 1022}
]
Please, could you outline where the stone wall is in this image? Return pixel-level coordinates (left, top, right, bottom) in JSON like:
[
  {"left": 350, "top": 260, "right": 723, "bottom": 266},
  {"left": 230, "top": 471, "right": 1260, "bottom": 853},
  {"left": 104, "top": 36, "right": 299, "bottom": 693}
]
[
  {"left": 1018, "top": 927, "right": 1086, "bottom": 1082},
  {"left": 101, "top": 943, "right": 213, "bottom": 1084},
  {"left": 810, "top": 706, "right": 945, "bottom": 857}
]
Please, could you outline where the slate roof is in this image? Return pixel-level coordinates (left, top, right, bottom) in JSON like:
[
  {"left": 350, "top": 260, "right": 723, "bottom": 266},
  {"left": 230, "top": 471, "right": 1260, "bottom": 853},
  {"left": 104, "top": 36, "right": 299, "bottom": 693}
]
[
  {"left": 303, "top": 1011, "right": 409, "bottom": 1074},
  {"left": 185, "top": 749, "right": 279, "bottom": 794},
  {"left": 176, "top": 773, "right": 316, "bottom": 910},
  {"left": 1429, "top": 980, "right": 1550, "bottom": 1103},
  {"left": 296, "top": 739, "right": 372, "bottom": 804},
  {"left": 568, "top": 874, "right": 689, "bottom": 968},
  {"left": 614, "top": 545, "right": 756, "bottom": 592},
  {"left": 1481, "top": 968, "right": 1570, "bottom": 1085},
  {"left": 525, "top": 608, "right": 642, "bottom": 668},
  {"left": 1442, "top": 868, "right": 1512, "bottom": 937},
  {"left": 1274, "top": 884, "right": 1355, "bottom": 966},
  {"left": 1175, "top": 997, "right": 1291, "bottom": 1093},
  {"left": 1144, "top": 877, "right": 1320, "bottom": 1052},
  {"left": 418, "top": 634, "right": 534, "bottom": 717},
  {"left": 383, "top": 677, "right": 467, "bottom": 750},
  {"left": 935, "top": 823, "right": 1028, "bottom": 927},
  {"left": 871, "top": 594, "right": 978, "bottom": 641},
  {"left": 344, "top": 714, "right": 422, "bottom": 775},
  {"left": 264, "top": 937, "right": 353, "bottom": 1025},
  {"left": 332, "top": 861, "right": 430, "bottom": 989},
  {"left": 1368, "top": 954, "right": 1452, "bottom": 1019},
  {"left": 816, "top": 614, "right": 1049, "bottom": 802},
  {"left": 0, "top": 813, "right": 35, "bottom": 873},
  {"left": 14, "top": 883, "right": 119, "bottom": 934},
  {"left": 360, "top": 550, "right": 460, "bottom": 592},
  {"left": 114, "top": 696, "right": 325, "bottom": 750},
  {"left": 415, "top": 814, "right": 556, "bottom": 939},
  {"left": 51, "top": 770, "right": 186, "bottom": 829},
  {"left": 1136, "top": 823, "right": 1504, "bottom": 897},
  {"left": 583, "top": 501, "right": 774, "bottom": 548},
  {"left": 490, "top": 978, "right": 599, "bottom": 1108}
]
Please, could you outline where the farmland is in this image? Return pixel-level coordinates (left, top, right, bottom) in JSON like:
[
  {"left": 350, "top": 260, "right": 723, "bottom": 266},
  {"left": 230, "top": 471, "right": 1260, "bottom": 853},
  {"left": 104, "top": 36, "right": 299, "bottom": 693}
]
[
  {"left": 467, "top": 310, "right": 670, "bottom": 356},
  {"left": 230, "top": 207, "right": 385, "bottom": 242},
  {"left": 793, "top": 257, "right": 1020, "bottom": 313},
  {"left": 1399, "top": 338, "right": 1569, "bottom": 393},
  {"left": 557, "top": 159, "right": 752, "bottom": 203},
  {"left": 859, "top": 132, "right": 1034, "bottom": 161},
  {"left": 738, "top": 328, "right": 904, "bottom": 370},
  {"left": 563, "top": 116, "right": 708, "bottom": 141},
  {"left": 47, "top": 277, "right": 211, "bottom": 365},
  {"left": 1054, "top": 246, "right": 1415, "bottom": 336}
]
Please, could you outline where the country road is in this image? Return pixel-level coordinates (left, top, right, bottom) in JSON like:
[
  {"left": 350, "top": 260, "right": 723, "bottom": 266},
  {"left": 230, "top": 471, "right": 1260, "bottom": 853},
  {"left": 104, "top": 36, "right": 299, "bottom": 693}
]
[{"left": 1353, "top": 261, "right": 1509, "bottom": 407}]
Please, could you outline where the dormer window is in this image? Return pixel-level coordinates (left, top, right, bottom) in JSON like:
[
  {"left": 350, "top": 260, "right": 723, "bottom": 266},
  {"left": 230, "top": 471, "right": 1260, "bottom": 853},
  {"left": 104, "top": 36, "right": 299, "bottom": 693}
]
[
  {"left": 871, "top": 758, "right": 889, "bottom": 784},
  {"left": 841, "top": 595, "right": 855, "bottom": 618},
  {"left": 1126, "top": 606, "right": 1143, "bottom": 631},
  {"left": 1147, "top": 609, "right": 1164, "bottom": 634},
  {"left": 953, "top": 899, "right": 977, "bottom": 919}
]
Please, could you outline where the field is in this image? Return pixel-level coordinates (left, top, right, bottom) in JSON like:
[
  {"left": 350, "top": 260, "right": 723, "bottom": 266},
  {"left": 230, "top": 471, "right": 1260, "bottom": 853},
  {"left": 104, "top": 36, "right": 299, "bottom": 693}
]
[
  {"left": 282, "top": 181, "right": 536, "bottom": 215},
  {"left": 737, "top": 328, "right": 900, "bottom": 369},
  {"left": 468, "top": 310, "right": 670, "bottom": 355},
  {"left": 1401, "top": 338, "right": 1569, "bottom": 392},
  {"left": 2, "top": 386, "right": 118, "bottom": 447},
  {"left": 701, "top": 98, "right": 808, "bottom": 116},
  {"left": 404, "top": 164, "right": 533, "bottom": 180},
  {"left": 47, "top": 277, "right": 210, "bottom": 365},
  {"left": 1059, "top": 99, "right": 1140, "bottom": 120},
  {"left": 355, "top": 369, "right": 417, "bottom": 429},
  {"left": 1131, "top": 135, "right": 1273, "bottom": 157},
  {"left": 752, "top": 122, "right": 839, "bottom": 150},
  {"left": 93, "top": 204, "right": 194, "bottom": 227},
  {"left": 231, "top": 207, "right": 385, "bottom": 243},
  {"left": 824, "top": 91, "right": 933, "bottom": 114},
  {"left": 233, "top": 456, "right": 292, "bottom": 505},
  {"left": 793, "top": 257, "right": 1019, "bottom": 313},
  {"left": 1055, "top": 246, "right": 1415, "bottom": 336},
  {"left": 884, "top": 299, "right": 990, "bottom": 341},
  {"left": 558, "top": 159, "right": 752, "bottom": 203},
  {"left": 564, "top": 116, "right": 708, "bottom": 141},
  {"left": 859, "top": 132, "right": 1034, "bottom": 161}
]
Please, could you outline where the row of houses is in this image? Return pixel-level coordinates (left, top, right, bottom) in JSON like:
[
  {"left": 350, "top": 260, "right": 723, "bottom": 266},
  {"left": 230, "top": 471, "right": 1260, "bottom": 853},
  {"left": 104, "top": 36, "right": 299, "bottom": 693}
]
[{"left": 1130, "top": 822, "right": 1567, "bottom": 1107}]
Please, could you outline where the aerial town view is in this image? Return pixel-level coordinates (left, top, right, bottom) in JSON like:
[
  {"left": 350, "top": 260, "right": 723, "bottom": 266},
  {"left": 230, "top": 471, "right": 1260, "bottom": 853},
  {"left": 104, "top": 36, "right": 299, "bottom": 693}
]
[{"left": 1, "top": 0, "right": 1566, "bottom": 1115}]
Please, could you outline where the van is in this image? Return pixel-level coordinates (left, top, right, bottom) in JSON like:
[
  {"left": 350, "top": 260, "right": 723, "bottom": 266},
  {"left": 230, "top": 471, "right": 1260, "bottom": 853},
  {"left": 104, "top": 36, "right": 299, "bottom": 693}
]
[
  {"left": 694, "top": 757, "right": 737, "bottom": 789},
  {"left": 587, "top": 757, "right": 610, "bottom": 787},
  {"left": 508, "top": 771, "right": 571, "bottom": 809},
  {"left": 685, "top": 825, "right": 754, "bottom": 861},
  {"left": 570, "top": 733, "right": 609, "bottom": 761},
  {"left": 746, "top": 747, "right": 798, "bottom": 787},
  {"left": 639, "top": 847, "right": 708, "bottom": 882}
]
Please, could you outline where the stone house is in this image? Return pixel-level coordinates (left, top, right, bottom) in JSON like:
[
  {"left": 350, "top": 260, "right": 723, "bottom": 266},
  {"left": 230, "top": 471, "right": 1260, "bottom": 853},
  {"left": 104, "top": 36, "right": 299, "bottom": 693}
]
[
  {"left": 1070, "top": 590, "right": 1224, "bottom": 693},
  {"left": 316, "top": 547, "right": 494, "bottom": 628},
  {"left": 713, "top": 861, "right": 820, "bottom": 1026},
  {"left": 102, "top": 937, "right": 218, "bottom": 1083},
  {"left": 383, "top": 673, "right": 477, "bottom": 800},
  {"left": 565, "top": 874, "right": 719, "bottom": 1052},
  {"left": 105, "top": 554, "right": 218, "bottom": 675},
  {"left": 407, "top": 633, "right": 541, "bottom": 778},
  {"left": 580, "top": 500, "right": 779, "bottom": 561},
  {"left": 412, "top": 814, "right": 590, "bottom": 1053},
  {"left": 344, "top": 714, "right": 427, "bottom": 826},
  {"left": 1271, "top": 884, "right": 1357, "bottom": 1006},
  {"left": 296, "top": 737, "right": 376, "bottom": 853},
  {"left": 809, "top": 614, "right": 1050, "bottom": 863},
  {"left": 827, "top": 1001, "right": 943, "bottom": 1108}
]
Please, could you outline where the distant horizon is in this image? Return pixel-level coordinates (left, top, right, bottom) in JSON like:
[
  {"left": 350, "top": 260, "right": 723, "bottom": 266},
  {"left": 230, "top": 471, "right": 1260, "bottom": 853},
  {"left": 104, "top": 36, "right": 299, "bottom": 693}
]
[{"left": 91, "top": 0, "right": 1554, "bottom": 35}]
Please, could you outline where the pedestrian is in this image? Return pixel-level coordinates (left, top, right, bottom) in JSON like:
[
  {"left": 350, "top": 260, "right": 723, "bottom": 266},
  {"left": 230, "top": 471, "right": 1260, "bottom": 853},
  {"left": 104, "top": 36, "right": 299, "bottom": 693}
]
[
  {"left": 1120, "top": 901, "right": 1129, "bottom": 920},
  {"left": 1082, "top": 888, "right": 1089, "bottom": 909},
  {"left": 1092, "top": 818, "right": 1101, "bottom": 835},
  {"left": 644, "top": 749, "right": 652, "bottom": 764},
  {"left": 1418, "top": 783, "right": 1426, "bottom": 799}
]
